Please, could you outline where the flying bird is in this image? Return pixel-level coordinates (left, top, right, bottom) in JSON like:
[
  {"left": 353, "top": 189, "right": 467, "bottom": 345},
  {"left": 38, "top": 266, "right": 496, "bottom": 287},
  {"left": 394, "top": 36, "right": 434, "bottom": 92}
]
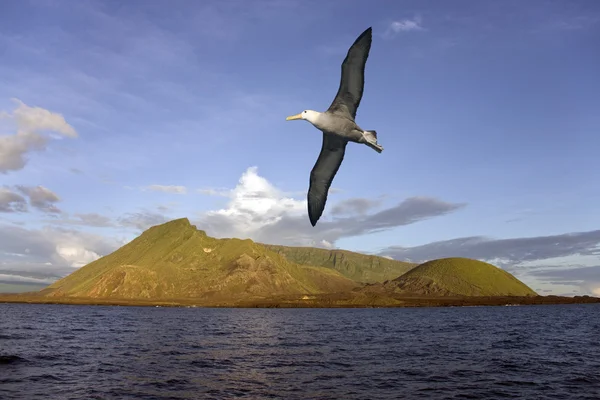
[{"left": 286, "top": 27, "right": 383, "bottom": 227}]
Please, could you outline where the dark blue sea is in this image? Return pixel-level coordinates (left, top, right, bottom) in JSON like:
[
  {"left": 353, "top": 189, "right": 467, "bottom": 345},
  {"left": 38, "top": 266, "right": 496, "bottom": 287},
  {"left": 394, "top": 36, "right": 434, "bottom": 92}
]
[{"left": 1, "top": 303, "right": 599, "bottom": 399}]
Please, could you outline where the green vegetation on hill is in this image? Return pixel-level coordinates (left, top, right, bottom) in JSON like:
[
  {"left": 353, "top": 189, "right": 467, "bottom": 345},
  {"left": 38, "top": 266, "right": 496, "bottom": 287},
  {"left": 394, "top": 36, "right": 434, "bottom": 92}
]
[
  {"left": 380, "top": 257, "right": 537, "bottom": 297},
  {"left": 34, "top": 219, "right": 538, "bottom": 305},
  {"left": 44, "top": 218, "right": 358, "bottom": 300},
  {"left": 263, "top": 244, "right": 416, "bottom": 283}
]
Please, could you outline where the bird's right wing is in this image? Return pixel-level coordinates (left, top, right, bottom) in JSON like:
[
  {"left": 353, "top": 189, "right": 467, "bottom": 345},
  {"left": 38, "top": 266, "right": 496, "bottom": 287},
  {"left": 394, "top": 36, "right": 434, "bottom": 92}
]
[
  {"left": 327, "top": 27, "right": 372, "bottom": 120},
  {"left": 308, "top": 132, "right": 348, "bottom": 226}
]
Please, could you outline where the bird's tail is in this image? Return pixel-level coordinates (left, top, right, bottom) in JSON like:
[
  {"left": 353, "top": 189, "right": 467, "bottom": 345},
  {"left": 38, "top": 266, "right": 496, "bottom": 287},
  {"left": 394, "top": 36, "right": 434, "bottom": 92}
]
[{"left": 363, "top": 130, "right": 383, "bottom": 153}]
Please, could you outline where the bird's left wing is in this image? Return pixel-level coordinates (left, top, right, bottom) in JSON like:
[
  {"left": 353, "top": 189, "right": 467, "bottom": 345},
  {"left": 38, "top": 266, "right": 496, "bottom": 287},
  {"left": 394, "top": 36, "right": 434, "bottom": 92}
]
[
  {"left": 327, "top": 27, "right": 372, "bottom": 120},
  {"left": 308, "top": 132, "right": 348, "bottom": 226}
]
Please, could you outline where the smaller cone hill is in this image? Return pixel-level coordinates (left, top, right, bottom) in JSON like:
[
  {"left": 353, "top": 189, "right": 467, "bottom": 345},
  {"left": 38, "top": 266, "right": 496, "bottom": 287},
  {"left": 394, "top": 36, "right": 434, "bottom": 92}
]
[{"left": 363, "top": 257, "right": 537, "bottom": 297}]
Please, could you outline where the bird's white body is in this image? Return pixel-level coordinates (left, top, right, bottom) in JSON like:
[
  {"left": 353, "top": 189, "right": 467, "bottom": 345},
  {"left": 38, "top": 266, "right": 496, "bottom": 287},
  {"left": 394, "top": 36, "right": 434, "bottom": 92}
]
[{"left": 296, "top": 109, "right": 383, "bottom": 151}]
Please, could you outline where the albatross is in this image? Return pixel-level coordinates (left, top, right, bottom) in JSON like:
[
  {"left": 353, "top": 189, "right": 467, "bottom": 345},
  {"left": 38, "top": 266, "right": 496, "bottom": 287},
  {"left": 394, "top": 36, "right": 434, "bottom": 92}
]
[{"left": 286, "top": 26, "right": 383, "bottom": 227}]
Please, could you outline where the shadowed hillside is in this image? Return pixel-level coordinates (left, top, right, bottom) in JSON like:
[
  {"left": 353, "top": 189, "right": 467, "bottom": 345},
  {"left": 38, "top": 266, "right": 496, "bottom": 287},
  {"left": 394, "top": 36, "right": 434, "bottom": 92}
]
[
  {"left": 263, "top": 244, "right": 416, "bottom": 283},
  {"left": 42, "top": 218, "right": 358, "bottom": 301},
  {"left": 364, "top": 257, "right": 537, "bottom": 297}
]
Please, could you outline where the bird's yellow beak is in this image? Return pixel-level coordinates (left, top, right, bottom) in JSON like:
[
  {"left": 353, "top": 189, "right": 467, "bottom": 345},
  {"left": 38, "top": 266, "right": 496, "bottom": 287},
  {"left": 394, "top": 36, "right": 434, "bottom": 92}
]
[{"left": 286, "top": 113, "right": 302, "bottom": 121}]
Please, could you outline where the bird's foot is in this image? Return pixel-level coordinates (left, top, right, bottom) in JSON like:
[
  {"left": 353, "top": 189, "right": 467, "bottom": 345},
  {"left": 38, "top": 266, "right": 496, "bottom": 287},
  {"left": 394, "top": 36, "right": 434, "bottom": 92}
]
[
  {"left": 361, "top": 131, "right": 383, "bottom": 153},
  {"left": 366, "top": 141, "right": 384, "bottom": 153}
]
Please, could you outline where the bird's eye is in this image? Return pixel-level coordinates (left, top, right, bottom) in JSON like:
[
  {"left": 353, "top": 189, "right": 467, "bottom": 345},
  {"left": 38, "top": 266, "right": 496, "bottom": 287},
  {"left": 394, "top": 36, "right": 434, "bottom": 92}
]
[{"left": 303, "top": 111, "right": 306, "bottom": 113}]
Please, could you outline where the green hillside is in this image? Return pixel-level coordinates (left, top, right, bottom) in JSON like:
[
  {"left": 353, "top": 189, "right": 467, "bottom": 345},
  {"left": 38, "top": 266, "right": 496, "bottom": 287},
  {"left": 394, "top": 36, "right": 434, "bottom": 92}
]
[
  {"left": 38, "top": 219, "right": 537, "bottom": 304},
  {"left": 263, "top": 244, "right": 416, "bottom": 283},
  {"left": 43, "top": 218, "right": 358, "bottom": 300},
  {"left": 381, "top": 257, "right": 537, "bottom": 297}
]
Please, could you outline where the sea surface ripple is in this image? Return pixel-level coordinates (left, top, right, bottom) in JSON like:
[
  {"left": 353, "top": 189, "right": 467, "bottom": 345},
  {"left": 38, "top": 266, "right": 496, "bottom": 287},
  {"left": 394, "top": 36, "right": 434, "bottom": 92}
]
[{"left": 1, "top": 303, "right": 599, "bottom": 399}]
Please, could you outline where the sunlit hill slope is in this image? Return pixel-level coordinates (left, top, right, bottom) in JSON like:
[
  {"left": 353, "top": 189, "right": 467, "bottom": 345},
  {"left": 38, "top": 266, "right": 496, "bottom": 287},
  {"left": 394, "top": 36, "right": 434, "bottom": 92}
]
[{"left": 41, "top": 218, "right": 362, "bottom": 300}]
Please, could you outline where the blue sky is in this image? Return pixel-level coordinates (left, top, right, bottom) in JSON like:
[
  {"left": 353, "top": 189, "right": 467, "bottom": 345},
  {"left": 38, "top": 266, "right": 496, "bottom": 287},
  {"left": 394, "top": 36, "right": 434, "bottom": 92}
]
[{"left": 1, "top": 0, "right": 599, "bottom": 295}]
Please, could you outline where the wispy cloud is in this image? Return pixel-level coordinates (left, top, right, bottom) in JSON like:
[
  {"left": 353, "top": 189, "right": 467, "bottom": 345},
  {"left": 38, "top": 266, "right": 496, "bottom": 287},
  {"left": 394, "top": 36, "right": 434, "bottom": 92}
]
[
  {"left": 331, "top": 198, "right": 382, "bottom": 216},
  {"left": 0, "top": 187, "right": 28, "bottom": 213},
  {"left": 143, "top": 185, "right": 188, "bottom": 195},
  {"left": 379, "top": 231, "right": 600, "bottom": 295},
  {"left": 379, "top": 231, "right": 600, "bottom": 266},
  {"left": 118, "top": 211, "right": 169, "bottom": 231},
  {"left": 547, "top": 15, "right": 600, "bottom": 31},
  {"left": 0, "top": 273, "right": 57, "bottom": 285},
  {"left": 197, "top": 188, "right": 232, "bottom": 197},
  {"left": 59, "top": 213, "right": 115, "bottom": 228},
  {"left": 15, "top": 185, "right": 61, "bottom": 214},
  {"left": 0, "top": 185, "right": 61, "bottom": 214},
  {"left": 529, "top": 266, "right": 600, "bottom": 296}
]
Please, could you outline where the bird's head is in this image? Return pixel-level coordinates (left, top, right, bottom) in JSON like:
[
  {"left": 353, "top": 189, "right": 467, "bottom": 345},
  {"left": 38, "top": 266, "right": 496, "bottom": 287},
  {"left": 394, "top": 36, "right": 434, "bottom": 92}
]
[{"left": 286, "top": 110, "right": 320, "bottom": 124}]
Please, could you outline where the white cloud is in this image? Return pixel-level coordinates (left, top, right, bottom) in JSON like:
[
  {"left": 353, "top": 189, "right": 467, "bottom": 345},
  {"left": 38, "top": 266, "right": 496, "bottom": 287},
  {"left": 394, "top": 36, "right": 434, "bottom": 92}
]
[
  {"left": 591, "top": 286, "right": 600, "bottom": 296},
  {"left": 320, "top": 240, "right": 334, "bottom": 249},
  {"left": 56, "top": 246, "right": 101, "bottom": 268},
  {"left": 385, "top": 17, "right": 425, "bottom": 37},
  {"left": 0, "top": 223, "right": 123, "bottom": 275},
  {"left": 0, "top": 98, "right": 78, "bottom": 173},
  {"left": 201, "top": 166, "right": 306, "bottom": 238},
  {"left": 48, "top": 226, "right": 122, "bottom": 268},
  {"left": 144, "top": 184, "right": 187, "bottom": 194},
  {"left": 198, "top": 166, "right": 464, "bottom": 248},
  {"left": 11, "top": 98, "right": 77, "bottom": 138}
]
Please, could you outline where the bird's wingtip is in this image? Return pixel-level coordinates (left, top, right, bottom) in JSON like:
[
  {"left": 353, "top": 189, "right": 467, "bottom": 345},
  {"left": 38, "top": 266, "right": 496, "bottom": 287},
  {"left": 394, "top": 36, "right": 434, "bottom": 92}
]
[{"left": 358, "top": 27, "right": 373, "bottom": 41}]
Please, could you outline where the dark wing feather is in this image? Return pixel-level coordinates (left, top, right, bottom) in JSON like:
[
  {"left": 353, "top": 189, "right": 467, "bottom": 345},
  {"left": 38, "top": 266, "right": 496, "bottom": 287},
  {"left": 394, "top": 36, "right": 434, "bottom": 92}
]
[
  {"left": 327, "top": 27, "right": 372, "bottom": 120},
  {"left": 308, "top": 132, "right": 348, "bottom": 226}
]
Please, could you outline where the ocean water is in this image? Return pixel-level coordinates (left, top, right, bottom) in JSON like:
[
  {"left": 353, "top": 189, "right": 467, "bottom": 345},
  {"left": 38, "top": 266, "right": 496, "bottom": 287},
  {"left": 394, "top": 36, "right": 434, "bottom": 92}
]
[{"left": 1, "top": 303, "right": 599, "bottom": 399}]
